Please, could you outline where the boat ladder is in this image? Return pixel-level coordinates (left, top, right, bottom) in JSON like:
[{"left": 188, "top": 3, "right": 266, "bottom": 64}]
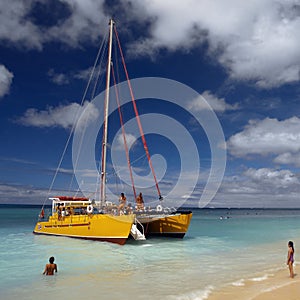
[{"left": 130, "top": 218, "right": 146, "bottom": 240}]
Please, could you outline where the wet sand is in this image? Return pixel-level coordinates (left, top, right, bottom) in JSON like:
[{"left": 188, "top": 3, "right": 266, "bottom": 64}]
[
  {"left": 253, "top": 280, "right": 300, "bottom": 300},
  {"left": 208, "top": 268, "right": 300, "bottom": 300}
]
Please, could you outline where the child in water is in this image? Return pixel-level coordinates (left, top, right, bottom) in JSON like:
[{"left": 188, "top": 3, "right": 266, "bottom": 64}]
[{"left": 287, "top": 241, "right": 294, "bottom": 278}]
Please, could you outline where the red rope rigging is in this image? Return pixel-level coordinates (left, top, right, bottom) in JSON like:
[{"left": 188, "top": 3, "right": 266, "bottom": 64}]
[
  {"left": 111, "top": 65, "right": 137, "bottom": 200},
  {"left": 114, "top": 26, "right": 163, "bottom": 200}
]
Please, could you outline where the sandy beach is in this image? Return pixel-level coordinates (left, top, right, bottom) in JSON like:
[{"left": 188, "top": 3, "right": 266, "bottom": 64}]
[
  {"left": 208, "top": 267, "right": 300, "bottom": 300},
  {"left": 253, "top": 280, "right": 300, "bottom": 300}
]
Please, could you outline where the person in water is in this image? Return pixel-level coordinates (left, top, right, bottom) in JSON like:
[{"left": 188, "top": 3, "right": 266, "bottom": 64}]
[
  {"left": 287, "top": 240, "right": 294, "bottom": 278},
  {"left": 118, "top": 193, "right": 126, "bottom": 214},
  {"left": 43, "top": 256, "right": 57, "bottom": 276}
]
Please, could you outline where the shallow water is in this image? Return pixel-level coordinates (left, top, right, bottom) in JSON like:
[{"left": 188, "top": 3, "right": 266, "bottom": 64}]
[{"left": 0, "top": 206, "right": 299, "bottom": 299}]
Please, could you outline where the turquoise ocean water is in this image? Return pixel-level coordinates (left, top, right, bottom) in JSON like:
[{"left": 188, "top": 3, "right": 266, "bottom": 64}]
[{"left": 1, "top": 206, "right": 300, "bottom": 300}]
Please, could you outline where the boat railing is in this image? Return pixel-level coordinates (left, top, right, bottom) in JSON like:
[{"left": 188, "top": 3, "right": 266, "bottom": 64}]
[{"left": 134, "top": 217, "right": 145, "bottom": 237}]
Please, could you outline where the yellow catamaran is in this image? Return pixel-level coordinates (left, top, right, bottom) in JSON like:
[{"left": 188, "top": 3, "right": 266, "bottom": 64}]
[{"left": 33, "top": 19, "right": 192, "bottom": 245}]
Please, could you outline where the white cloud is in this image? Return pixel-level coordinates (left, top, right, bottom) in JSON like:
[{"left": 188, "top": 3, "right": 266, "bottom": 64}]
[
  {"left": 0, "top": 64, "right": 14, "bottom": 98},
  {"left": 0, "top": 0, "right": 107, "bottom": 50},
  {"left": 45, "top": 0, "right": 107, "bottom": 47},
  {"left": 244, "top": 168, "right": 298, "bottom": 187},
  {"left": 208, "top": 167, "right": 300, "bottom": 208},
  {"left": 126, "top": 0, "right": 300, "bottom": 88},
  {"left": 227, "top": 117, "right": 300, "bottom": 160},
  {"left": 17, "top": 101, "right": 99, "bottom": 129},
  {"left": 1, "top": 1, "right": 298, "bottom": 88},
  {"left": 0, "top": 183, "right": 85, "bottom": 204},
  {"left": 73, "top": 67, "right": 94, "bottom": 80},
  {"left": 218, "top": 5, "right": 300, "bottom": 88},
  {"left": 47, "top": 69, "right": 70, "bottom": 85},
  {"left": 189, "top": 90, "right": 238, "bottom": 113},
  {"left": 274, "top": 152, "right": 300, "bottom": 167},
  {"left": 0, "top": 1, "right": 44, "bottom": 49},
  {"left": 47, "top": 67, "right": 95, "bottom": 85},
  {"left": 115, "top": 133, "right": 138, "bottom": 151}
]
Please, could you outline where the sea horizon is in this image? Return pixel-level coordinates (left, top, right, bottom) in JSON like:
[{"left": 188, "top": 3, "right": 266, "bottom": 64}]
[{"left": 3, "top": 203, "right": 300, "bottom": 210}]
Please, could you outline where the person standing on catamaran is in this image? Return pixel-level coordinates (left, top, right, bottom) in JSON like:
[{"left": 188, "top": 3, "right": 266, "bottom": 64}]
[
  {"left": 136, "top": 192, "right": 144, "bottom": 210},
  {"left": 118, "top": 193, "right": 126, "bottom": 214}
]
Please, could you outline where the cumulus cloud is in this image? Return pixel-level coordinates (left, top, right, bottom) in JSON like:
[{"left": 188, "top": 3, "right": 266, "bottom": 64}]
[
  {"left": 227, "top": 117, "right": 300, "bottom": 165},
  {"left": 274, "top": 153, "right": 300, "bottom": 167},
  {"left": 0, "top": 64, "right": 14, "bottom": 98},
  {"left": 126, "top": 0, "right": 300, "bottom": 88},
  {"left": 207, "top": 167, "right": 300, "bottom": 208},
  {"left": 244, "top": 168, "right": 299, "bottom": 188},
  {"left": 115, "top": 133, "right": 138, "bottom": 151},
  {"left": 0, "top": 182, "right": 85, "bottom": 204},
  {"left": 0, "top": 0, "right": 107, "bottom": 50},
  {"left": 45, "top": 0, "right": 107, "bottom": 47},
  {"left": 189, "top": 90, "right": 238, "bottom": 113},
  {"left": 1, "top": 1, "right": 299, "bottom": 88},
  {"left": 215, "top": 1, "right": 300, "bottom": 88},
  {"left": 17, "top": 101, "right": 99, "bottom": 129},
  {"left": 73, "top": 67, "right": 95, "bottom": 80},
  {"left": 47, "top": 67, "right": 95, "bottom": 85},
  {"left": 184, "top": 165, "right": 300, "bottom": 208},
  {"left": 0, "top": 1, "right": 43, "bottom": 49},
  {"left": 47, "top": 69, "right": 70, "bottom": 85}
]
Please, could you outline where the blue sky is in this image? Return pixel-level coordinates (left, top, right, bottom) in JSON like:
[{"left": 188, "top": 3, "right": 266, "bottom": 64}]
[{"left": 0, "top": 0, "right": 300, "bottom": 208}]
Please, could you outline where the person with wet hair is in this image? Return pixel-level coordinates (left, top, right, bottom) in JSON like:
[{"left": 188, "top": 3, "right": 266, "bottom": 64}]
[{"left": 43, "top": 256, "right": 57, "bottom": 275}]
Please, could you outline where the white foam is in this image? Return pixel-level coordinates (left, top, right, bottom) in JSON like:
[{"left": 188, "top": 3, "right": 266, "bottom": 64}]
[
  {"left": 262, "top": 281, "right": 292, "bottom": 293},
  {"left": 250, "top": 274, "right": 269, "bottom": 282},
  {"left": 195, "top": 285, "right": 214, "bottom": 300},
  {"left": 231, "top": 279, "right": 245, "bottom": 286},
  {"left": 168, "top": 285, "right": 214, "bottom": 300}
]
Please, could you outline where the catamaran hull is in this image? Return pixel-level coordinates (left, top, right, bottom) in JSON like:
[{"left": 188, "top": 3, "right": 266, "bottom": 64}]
[
  {"left": 140, "top": 211, "right": 192, "bottom": 238},
  {"left": 33, "top": 231, "right": 128, "bottom": 245},
  {"left": 33, "top": 214, "right": 135, "bottom": 245}
]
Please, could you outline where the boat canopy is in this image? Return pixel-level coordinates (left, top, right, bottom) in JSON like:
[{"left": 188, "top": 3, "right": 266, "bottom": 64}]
[{"left": 52, "top": 196, "right": 90, "bottom": 201}]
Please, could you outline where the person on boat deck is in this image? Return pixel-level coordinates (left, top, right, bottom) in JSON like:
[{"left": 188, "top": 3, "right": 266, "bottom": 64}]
[
  {"left": 66, "top": 207, "right": 71, "bottom": 216},
  {"left": 43, "top": 256, "right": 57, "bottom": 276},
  {"left": 126, "top": 203, "right": 133, "bottom": 214},
  {"left": 136, "top": 192, "right": 144, "bottom": 210},
  {"left": 57, "top": 204, "right": 62, "bottom": 220},
  {"left": 61, "top": 207, "right": 66, "bottom": 218},
  {"left": 39, "top": 208, "right": 45, "bottom": 219},
  {"left": 118, "top": 193, "right": 126, "bottom": 214}
]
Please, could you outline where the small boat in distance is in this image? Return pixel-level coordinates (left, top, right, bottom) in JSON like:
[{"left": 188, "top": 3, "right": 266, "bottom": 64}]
[{"left": 33, "top": 19, "right": 192, "bottom": 245}]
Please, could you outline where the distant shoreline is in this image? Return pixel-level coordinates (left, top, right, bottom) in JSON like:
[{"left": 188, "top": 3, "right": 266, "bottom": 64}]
[
  {"left": 1, "top": 203, "right": 300, "bottom": 210},
  {"left": 0, "top": 203, "right": 52, "bottom": 208}
]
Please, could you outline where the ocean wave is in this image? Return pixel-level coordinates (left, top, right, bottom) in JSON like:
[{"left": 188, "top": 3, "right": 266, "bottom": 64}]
[
  {"left": 194, "top": 285, "right": 214, "bottom": 300},
  {"left": 250, "top": 274, "right": 270, "bottom": 282},
  {"left": 231, "top": 279, "right": 245, "bottom": 286},
  {"left": 167, "top": 285, "right": 214, "bottom": 300},
  {"left": 262, "top": 280, "right": 293, "bottom": 293}
]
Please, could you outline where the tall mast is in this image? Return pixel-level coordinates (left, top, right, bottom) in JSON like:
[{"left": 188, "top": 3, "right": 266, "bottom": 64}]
[{"left": 100, "top": 19, "right": 114, "bottom": 206}]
